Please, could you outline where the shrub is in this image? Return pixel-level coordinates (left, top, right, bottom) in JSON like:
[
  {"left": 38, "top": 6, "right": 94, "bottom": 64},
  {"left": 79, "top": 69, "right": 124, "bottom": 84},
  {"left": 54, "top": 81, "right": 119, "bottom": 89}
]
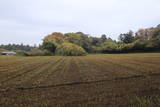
[
  {"left": 55, "top": 43, "right": 87, "bottom": 56},
  {"left": 121, "top": 43, "right": 134, "bottom": 52},
  {"left": 132, "top": 40, "right": 147, "bottom": 51},
  {"left": 14, "top": 50, "right": 28, "bottom": 56},
  {"left": 27, "top": 49, "right": 53, "bottom": 56},
  {"left": 101, "top": 41, "right": 119, "bottom": 53}
]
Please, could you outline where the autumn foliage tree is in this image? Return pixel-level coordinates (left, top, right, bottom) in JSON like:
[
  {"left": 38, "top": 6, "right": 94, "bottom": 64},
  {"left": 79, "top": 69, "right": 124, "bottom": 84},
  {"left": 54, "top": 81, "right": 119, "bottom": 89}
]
[
  {"left": 42, "top": 32, "right": 66, "bottom": 53},
  {"left": 42, "top": 32, "right": 87, "bottom": 56},
  {"left": 40, "top": 24, "right": 160, "bottom": 56},
  {"left": 55, "top": 42, "right": 87, "bottom": 56}
]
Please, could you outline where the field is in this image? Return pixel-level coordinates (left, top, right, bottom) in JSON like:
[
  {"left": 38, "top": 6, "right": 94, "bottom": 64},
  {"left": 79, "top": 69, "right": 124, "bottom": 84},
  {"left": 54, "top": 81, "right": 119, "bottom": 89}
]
[{"left": 0, "top": 53, "right": 160, "bottom": 107}]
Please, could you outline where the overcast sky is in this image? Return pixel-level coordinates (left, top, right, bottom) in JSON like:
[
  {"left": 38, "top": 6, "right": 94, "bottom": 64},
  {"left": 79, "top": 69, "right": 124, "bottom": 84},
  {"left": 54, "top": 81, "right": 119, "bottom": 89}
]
[{"left": 0, "top": 0, "right": 160, "bottom": 45}]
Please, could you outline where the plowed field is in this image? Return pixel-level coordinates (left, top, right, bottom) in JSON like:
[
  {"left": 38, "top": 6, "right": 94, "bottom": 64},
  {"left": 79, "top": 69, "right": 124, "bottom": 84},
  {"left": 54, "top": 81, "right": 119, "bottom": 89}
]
[{"left": 0, "top": 53, "right": 160, "bottom": 107}]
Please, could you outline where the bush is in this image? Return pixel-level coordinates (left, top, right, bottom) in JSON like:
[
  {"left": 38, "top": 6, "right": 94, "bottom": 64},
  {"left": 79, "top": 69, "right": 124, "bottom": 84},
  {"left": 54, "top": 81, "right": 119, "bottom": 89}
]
[
  {"left": 55, "top": 43, "right": 87, "bottom": 56},
  {"left": 27, "top": 49, "right": 53, "bottom": 56},
  {"left": 101, "top": 41, "right": 119, "bottom": 53},
  {"left": 132, "top": 40, "right": 147, "bottom": 51},
  {"left": 14, "top": 50, "right": 28, "bottom": 56},
  {"left": 120, "top": 43, "right": 134, "bottom": 52}
]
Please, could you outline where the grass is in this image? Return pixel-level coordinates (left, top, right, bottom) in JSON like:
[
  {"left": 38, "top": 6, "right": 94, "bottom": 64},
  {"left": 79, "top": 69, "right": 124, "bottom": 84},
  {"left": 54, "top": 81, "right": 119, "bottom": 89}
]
[
  {"left": 0, "top": 53, "right": 160, "bottom": 107},
  {"left": 129, "top": 95, "right": 160, "bottom": 107}
]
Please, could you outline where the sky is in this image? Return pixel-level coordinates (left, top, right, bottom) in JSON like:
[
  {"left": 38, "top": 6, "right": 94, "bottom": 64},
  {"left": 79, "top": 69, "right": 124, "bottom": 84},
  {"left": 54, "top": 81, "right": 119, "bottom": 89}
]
[{"left": 0, "top": 0, "right": 160, "bottom": 45}]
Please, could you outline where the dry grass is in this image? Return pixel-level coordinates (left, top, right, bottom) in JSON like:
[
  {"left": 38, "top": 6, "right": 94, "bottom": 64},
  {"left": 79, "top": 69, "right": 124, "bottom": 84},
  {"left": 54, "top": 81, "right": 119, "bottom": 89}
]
[{"left": 0, "top": 53, "right": 160, "bottom": 107}]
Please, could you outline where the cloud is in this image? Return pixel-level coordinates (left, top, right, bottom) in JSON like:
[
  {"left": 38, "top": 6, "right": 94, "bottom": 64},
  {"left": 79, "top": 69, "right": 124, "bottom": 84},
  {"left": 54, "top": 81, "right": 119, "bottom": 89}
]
[{"left": 0, "top": 0, "right": 160, "bottom": 45}]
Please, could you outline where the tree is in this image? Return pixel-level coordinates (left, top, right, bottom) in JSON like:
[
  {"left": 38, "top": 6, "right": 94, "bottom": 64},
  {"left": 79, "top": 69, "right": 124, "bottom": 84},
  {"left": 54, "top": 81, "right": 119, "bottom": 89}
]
[
  {"left": 42, "top": 32, "right": 66, "bottom": 53},
  {"left": 119, "top": 30, "right": 135, "bottom": 43},
  {"left": 100, "top": 41, "right": 119, "bottom": 53},
  {"left": 0, "top": 44, "right": 34, "bottom": 51},
  {"left": 43, "top": 32, "right": 66, "bottom": 44},
  {"left": 55, "top": 42, "right": 87, "bottom": 56},
  {"left": 42, "top": 42, "right": 56, "bottom": 53},
  {"left": 101, "top": 34, "right": 107, "bottom": 43},
  {"left": 152, "top": 27, "right": 160, "bottom": 38},
  {"left": 65, "top": 33, "right": 83, "bottom": 46},
  {"left": 65, "top": 32, "right": 91, "bottom": 52},
  {"left": 89, "top": 37, "right": 102, "bottom": 46}
]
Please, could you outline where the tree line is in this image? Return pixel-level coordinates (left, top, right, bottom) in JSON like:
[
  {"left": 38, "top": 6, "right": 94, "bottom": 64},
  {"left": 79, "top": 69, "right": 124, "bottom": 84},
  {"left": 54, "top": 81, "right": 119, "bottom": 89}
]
[
  {"left": 41, "top": 24, "right": 160, "bottom": 55},
  {"left": 1, "top": 24, "right": 160, "bottom": 56},
  {"left": 0, "top": 44, "right": 34, "bottom": 51}
]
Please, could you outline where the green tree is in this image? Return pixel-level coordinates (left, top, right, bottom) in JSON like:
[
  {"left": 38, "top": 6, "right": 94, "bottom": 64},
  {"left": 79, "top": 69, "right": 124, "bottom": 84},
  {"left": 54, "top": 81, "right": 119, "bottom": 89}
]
[
  {"left": 119, "top": 31, "right": 135, "bottom": 43},
  {"left": 65, "top": 32, "right": 92, "bottom": 52},
  {"left": 100, "top": 41, "right": 119, "bottom": 53},
  {"left": 65, "top": 33, "right": 83, "bottom": 46},
  {"left": 42, "top": 32, "right": 66, "bottom": 53},
  {"left": 101, "top": 34, "right": 107, "bottom": 43},
  {"left": 152, "top": 27, "right": 160, "bottom": 38},
  {"left": 42, "top": 42, "right": 56, "bottom": 53}
]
